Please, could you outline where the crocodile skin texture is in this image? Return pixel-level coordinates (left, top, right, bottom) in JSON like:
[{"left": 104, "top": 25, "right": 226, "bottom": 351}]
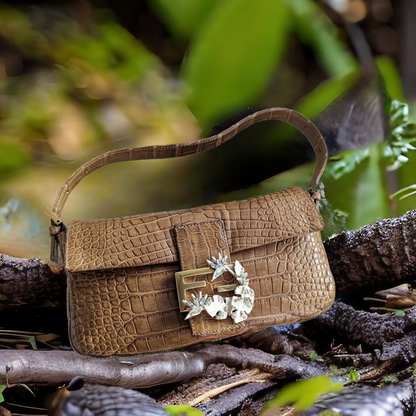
[
  {"left": 65, "top": 187, "right": 324, "bottom": 273},
  {"left": 65, "top": 187, "right": 335, "bottom": 356}
]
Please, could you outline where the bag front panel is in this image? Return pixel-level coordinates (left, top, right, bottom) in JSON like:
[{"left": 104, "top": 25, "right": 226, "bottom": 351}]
[{"left": 67, "top": 232, "right": 334, "bottom": 357}]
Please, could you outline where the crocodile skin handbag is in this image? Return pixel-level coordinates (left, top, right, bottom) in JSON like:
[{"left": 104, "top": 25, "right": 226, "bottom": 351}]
[{"left": 45, "top": 108, "right": 335, "bottom": 357}]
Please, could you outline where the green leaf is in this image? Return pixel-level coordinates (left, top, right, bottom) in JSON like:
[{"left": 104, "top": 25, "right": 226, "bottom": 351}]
[
  {"left": 382, "top": 375, "right": 398, "bottom": 383},
  {"left": 290, "top": 0, "right": 357, "bottom": 77},
  {"left": 165, "top": 405, "right": 204, "bottom": 416},
  {"left": 0, "top": 385, "right": 6, "bottom": 403},
  {"left": 294, "top": 70, "right": 359, "bottom": 120},
  {"left": 261, "top": 376, "right": 344, "bottom": 413},
  {"left": 376, "top": 56, "right": 406, "bottom": 103},
  {"left": 349, "top": 145, "right": 391, "bottom": 230},
  {"left": 182, "top": 0, "right": 292, "bottom": 128},
  {"left": 309, "top": 351, "right": 324, "bottom": 362},
  {"left": 149, "top": 0, "right": 221, "bottom": 39},
  {"left": 326, "top": 148, "right": 370, "bottom": 180},
  {"left": 349, "top": 368, "right": 359, "bottom": 382},
  {"left": 395, "top": 310, "right": 406, "bottom": 317},
  {"left": 324, "top": 144, "right": 391, "bottom": 232}
]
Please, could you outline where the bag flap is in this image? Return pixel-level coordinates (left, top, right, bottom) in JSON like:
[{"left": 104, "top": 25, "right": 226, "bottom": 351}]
[{"left": 65, "top": 187, "right": 324, "bottom": 273}]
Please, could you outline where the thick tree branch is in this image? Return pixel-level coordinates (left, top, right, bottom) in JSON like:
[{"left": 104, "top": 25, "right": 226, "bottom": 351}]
[
  {"left": 324, "top": 209, "right": 416, "bottom": 296},
  {"left": 0, "top": 344, "right": 323, "bottom": 389},
  {"left": 0, "top": 254, "right": 66, "bottom": 312},
  {"left": 312, "top": 301, "right": 416, "bottom": 347}
]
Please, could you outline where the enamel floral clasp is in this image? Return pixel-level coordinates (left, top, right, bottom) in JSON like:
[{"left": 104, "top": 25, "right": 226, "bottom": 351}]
[{"left": 175, "top": 253, "right": 255, "bottom": 324}]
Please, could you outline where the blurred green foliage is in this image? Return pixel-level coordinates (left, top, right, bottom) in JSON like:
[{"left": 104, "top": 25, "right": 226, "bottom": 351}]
[
  {"left": 0, "top": 0, "right": 414, "bottom": 258},
  {"left": 149, "top": 0, "right": 220, "bottom": 39},
  {"left": 261, "top": 375, "right": 344, "bottom": 412},
  {"left": 291, "top": 0, "right": 357, "bottom": 77},
  {"left": 182, "top": 0, "right": 292, "bottom": 128}
]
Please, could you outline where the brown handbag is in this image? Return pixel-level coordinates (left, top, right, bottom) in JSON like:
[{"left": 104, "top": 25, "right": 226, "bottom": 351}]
[{"left": 45, "top": 107, "right": 335, "bottom": 357}]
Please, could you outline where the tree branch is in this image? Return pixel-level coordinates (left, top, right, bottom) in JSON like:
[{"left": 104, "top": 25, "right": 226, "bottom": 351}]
[
  {"left": 0, "top": 345, "right": 323, "bottom": 389},
  {"left": 324, "top": 209, "right": 416, "bottom": 296},
  {"left": 0, "top": 254, "right": 66, "bottom": 312}
]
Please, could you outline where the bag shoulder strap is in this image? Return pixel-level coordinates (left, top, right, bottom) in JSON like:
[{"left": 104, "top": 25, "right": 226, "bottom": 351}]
[{"left": 46, "top": 107, "right": 327, "bottom": 224}]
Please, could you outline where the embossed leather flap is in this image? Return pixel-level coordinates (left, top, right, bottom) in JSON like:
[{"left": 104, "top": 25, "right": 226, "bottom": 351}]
[{"left": 65, "top": 187, "right": 324, "bottom": 273}]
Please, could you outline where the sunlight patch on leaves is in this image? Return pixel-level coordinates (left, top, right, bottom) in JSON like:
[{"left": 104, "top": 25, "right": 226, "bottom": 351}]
[
  {"left": 261, "top": 376, "right": 344, "bottom": 413},
  {"left": 349, "top": 368, "right": 359, "bottom": 382},
  {"left": 165, "top": 405, "right": 204, "bottom": 416}
]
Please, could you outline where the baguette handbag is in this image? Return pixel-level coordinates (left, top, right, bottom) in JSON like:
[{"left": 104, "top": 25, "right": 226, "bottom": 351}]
[{"left": 46, "top": 108, "right": 335, "bottom": 357}]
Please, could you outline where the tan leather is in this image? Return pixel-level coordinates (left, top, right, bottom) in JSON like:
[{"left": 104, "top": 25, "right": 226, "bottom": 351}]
[{"left": 53, "top": 108, "right": 335, "bottom": 357}]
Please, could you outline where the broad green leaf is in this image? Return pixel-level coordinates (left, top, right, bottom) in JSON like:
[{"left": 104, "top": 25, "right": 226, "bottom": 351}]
[
  {"left": 261, "top": 375, "right": 344, "bottom": 413},
  {"left": 395, "top": 310, "right": 405, "bottom": 317},
  {"left": 165, "top": 405, "right": 204, "bottom": 416},
  {"left": 396, "top": 151, "right": 416, "bottom": 214},
  {"left": 294, "top": 70, "right": 359, "bottom": 120},
  {"left": 324, "top": 145, "right": 391, "bottom": 231},
  {"left": 376, "top": 56, "right": 406, "bottom": 103},
  {"left": 0, "top": 385, "right": 5, "bottom": 403},
  {"left": 253, "top": 70, "right": 359, "bottom": 158},
  {"left": 183, "top": 0, "right": 292, "bottom": 128},
  {"left": 149, "top": 0, "right": 221, "bottom": 39},
  {"left": 291, "top": 0, "right": 357, "bottom": 77}
]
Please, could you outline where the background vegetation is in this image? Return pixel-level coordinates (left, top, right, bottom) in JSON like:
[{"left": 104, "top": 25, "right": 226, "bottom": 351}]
[{"left": 0, "top": 0, "right": 414, "bottom": 259}]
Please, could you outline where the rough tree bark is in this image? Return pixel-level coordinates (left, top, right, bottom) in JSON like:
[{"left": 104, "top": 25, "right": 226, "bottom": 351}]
[
  {"left": 325, "top": 209, "right": 416, "bottom": 296},
  {"left": 0, "top": 345, "right": 323, "bottom": 389},
  {"left": 0, "top": 255, "right": 65, "bottom": 311}
]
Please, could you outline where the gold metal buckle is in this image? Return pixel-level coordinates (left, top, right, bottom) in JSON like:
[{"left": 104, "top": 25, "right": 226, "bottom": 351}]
[
  {"left": 175, "top": 265, "right": 238, "bottom": 312},
  {"left": 40, "top": 201, "right": 62, "bottom": 225}
]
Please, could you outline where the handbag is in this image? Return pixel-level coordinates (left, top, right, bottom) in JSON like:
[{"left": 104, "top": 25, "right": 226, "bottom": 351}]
[{"left": 45, "top": 107, "right": 335, "bottom": 357}]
